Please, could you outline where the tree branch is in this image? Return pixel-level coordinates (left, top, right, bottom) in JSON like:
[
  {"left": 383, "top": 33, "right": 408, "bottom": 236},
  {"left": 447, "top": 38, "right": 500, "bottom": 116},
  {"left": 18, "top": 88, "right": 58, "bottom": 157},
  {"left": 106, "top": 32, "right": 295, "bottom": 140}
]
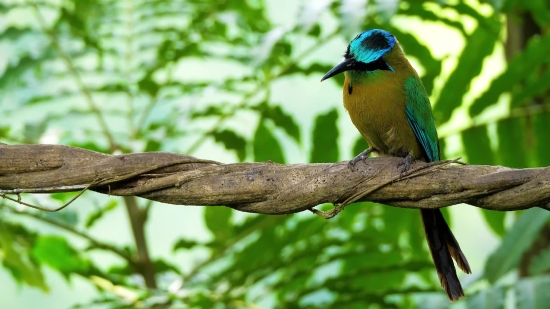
[
  {"left": 124, "top": 196, "right": 157, "bottom": 288},
  {"left": 0, "top": 144, "right": 549, "bottom": 214}
]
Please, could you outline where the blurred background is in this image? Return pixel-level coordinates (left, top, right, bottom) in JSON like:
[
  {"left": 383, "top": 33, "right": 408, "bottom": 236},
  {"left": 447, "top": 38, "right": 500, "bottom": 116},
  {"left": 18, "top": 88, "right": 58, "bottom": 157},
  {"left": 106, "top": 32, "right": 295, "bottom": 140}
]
[{"left": 1, "top": 0, "right": 549, "bottom": 308}]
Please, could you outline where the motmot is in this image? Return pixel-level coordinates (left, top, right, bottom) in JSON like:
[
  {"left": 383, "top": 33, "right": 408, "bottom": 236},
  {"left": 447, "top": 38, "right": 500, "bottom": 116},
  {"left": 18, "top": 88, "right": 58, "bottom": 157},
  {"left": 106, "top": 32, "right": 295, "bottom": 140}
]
[{"left": 321, "top": 29, "right": 471, "bottom": 301}]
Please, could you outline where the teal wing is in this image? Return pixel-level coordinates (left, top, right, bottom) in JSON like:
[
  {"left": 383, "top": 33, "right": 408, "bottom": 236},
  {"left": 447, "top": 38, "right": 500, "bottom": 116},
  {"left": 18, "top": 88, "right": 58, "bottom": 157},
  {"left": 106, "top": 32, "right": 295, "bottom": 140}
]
[{"left": 404, "top": 76, "right": 440, "bottom": 162}]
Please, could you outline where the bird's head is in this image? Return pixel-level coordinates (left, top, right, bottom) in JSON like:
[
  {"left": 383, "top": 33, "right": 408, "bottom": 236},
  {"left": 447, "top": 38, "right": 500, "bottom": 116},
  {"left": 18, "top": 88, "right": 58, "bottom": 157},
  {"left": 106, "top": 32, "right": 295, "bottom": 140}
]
[{"left": 321, "top": 29, "right": 396, "bottom": 81}]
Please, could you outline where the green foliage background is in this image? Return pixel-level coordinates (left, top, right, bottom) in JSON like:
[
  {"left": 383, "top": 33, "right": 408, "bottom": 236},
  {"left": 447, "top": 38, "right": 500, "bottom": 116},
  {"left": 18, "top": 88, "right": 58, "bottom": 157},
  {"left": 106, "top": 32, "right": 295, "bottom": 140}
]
[{"left": 1, "top": 0, "right": 550, "bottom": 308}]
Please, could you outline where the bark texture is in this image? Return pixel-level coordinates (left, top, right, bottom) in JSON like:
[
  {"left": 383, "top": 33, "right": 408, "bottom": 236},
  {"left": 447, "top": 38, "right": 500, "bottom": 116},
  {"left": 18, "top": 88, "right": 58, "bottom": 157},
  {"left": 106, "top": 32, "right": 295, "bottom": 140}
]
[{"left": 1, "top": 144, "right": 549, "bottom": 214}]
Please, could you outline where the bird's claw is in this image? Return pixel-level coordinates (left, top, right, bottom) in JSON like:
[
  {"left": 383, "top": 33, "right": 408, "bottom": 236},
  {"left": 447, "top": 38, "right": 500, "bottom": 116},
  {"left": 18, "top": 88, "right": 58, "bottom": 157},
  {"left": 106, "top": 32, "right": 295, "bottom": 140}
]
[
  {"left": 348, "top": 148, "right": 374, "bottom": 170},
  {"left": 348, "top": 154, "right": 367, "bottom": 169},
  {"left": 397, "top": 153, "right": 414, "bottom": 177}
]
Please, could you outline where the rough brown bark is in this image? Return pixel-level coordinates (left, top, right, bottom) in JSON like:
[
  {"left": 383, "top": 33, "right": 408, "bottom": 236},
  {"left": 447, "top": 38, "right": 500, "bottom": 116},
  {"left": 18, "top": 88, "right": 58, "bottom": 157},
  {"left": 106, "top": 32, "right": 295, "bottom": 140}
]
[{"left": 1, "top": 143, "right": 550, "bottom": 214}]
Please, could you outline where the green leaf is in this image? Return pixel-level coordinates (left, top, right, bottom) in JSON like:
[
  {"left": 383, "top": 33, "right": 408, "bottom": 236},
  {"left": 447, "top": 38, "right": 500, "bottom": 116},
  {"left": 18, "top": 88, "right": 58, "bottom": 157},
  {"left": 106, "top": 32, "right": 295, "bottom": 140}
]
[
  {"left": 0, "top": 51, "right": 55, "bottom": 89},
  {"left": 526, "top": 0, "right": 550, "bottom": 26},
  {"left": 253, "top": 119, "right": 285, "bottom": 163},
  {"left": 0, "top": 125, "right": 10, "bottom": 139},
  {"left": 449, "top": 2, "right": 502, "bottom": 35},
  {"left": 212, "top": 130, "right": 247, "bottom": 162},
  {"left": 42, "top": 211, "right": 79, "bottom": 228},
  {"left": 497, "top": 117, "right": 529, "bottom": 168},
  {"left": 65, "top": 140, "right": 110, "bottom": 154},
  {"left": 434, "top": 25, "right": 499, "bottom": 124},
  {"left": 484, "top": 208, "right": 550, "bottom": 283},
  {"left": 173, "top": 238, "right": 199, "bottom": 252},
  {"left": 515, "top": 275, "right": 550, "bottom": 309},
  {"left": 253, "top": 103, "right": 301, "bottom": 143},
  {"left": 137, "top": 74, "right": 160, "bottom": 97},
  {"left": 0, "top": 222, "right": 47, "bottom": 291},
  {"left": 380, "top": 204, "right": 416, "bottom": 239},
  {"left": 533, "top": 111, "right": 550, "bottom": 167},
  {"left": 252, "top": 27, "right": 287, "bottom": 67},
  {"left": 0, "top": 3, "right": 11, "bottom": 13},
  {"left": 107, "top": 263, "right": 133, "bottom": 276},
  {"left": 190, "top": 105, "right": 225, "bottom": 119},
  {"left": 462, "top": 125, "right": 496, "bottom": 164},
  {"left": 399, "top": 5, "right": 466, "bottom": 36},
  {"left": 481, "top": 210, "right": 507, "bottom": 237},
  {"left": 1, "top": 26, "right": 40, "bottom": 40},
  {"left": 470, "top": 34, "right": 550, "bottom": 117},
  {"left": 438, "top": 137, "right": 447, "bottom": 160},
  {"left": 462, "top": 125, "right": 505, "bottom": 237},
  {"left": 511, "top": 69, "right": 550, "bottom": 109},
  {"left": 32, "top": 235, "right": 89, "bottom": 274},
  {"left": 466, "top": 285, "right": 506, "bottom": 309},
  {"left": 529, "top": 247, "right": 550, "bottom": 275},
  {"left": 306, "top": 24, "right": 321, "bottom": 37},
  {"left": 57, "top": 7, "right": 101, "bottom": 51},
  {"left": 23, "top": 120, "right": 47, "bottom": 143},
  {"left": 310, "top": 109, "right": 339, "bottom": 163},
  {"left": 144, "top": 139, "right": 162, "bottom": 152},
  {"left": 154, "top": 259, "right": 182, "bottom": 275},
  {"left": 85, "top": 199, "right": 118, "bottom": 228},
  {"left": 203, "top": 206, "right": 233, "bottom": 240}
]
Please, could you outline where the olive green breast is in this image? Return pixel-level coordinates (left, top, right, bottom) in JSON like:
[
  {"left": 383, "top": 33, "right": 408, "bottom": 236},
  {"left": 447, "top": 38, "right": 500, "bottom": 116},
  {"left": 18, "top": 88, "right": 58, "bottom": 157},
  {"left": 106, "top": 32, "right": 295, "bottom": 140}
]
[{"left": 342, "top": 59, "right": 426, "bottom": 160}]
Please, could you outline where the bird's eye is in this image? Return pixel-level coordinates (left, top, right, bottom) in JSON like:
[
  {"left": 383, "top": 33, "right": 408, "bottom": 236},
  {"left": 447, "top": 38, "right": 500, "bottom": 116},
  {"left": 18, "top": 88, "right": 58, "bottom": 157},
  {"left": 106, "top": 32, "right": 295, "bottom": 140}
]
[{"left": 356, "top": 58, "right": 393, "bottom": 72}]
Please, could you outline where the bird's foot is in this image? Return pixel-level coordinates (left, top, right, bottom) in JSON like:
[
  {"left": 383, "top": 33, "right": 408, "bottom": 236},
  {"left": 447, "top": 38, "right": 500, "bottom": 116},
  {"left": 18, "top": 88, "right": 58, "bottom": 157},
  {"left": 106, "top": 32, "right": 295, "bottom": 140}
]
[
  {"left": 348, "top": 148, "right": 374, "bottom": 170},
  {"left": 397, "top": 153, "right": 414, "bottom": 177}
]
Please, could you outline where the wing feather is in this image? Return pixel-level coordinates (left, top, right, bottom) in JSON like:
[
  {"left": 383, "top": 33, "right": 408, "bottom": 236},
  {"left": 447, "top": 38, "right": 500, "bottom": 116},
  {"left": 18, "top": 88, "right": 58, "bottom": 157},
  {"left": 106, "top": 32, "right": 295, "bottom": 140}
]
[{"left": 404, "top": 76, "right": 439, "bottom": 162}]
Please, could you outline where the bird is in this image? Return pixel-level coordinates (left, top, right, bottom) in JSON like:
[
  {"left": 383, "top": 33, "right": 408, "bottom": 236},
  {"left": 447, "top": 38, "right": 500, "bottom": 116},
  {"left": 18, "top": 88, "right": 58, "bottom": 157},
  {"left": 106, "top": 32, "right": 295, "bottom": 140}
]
[{"left": 320, "top": 29, "right": 471, "bottom": 301}]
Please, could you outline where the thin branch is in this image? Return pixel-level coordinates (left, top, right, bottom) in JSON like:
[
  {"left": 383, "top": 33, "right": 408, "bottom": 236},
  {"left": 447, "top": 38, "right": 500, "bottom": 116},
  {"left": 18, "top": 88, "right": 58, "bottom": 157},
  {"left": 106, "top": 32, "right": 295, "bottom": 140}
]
[
  {"left": 0, "top": 178, "right": 99, "bottom": 212},
  {"left": 124, "top": 196, "right": 157, "bottom": 289}
]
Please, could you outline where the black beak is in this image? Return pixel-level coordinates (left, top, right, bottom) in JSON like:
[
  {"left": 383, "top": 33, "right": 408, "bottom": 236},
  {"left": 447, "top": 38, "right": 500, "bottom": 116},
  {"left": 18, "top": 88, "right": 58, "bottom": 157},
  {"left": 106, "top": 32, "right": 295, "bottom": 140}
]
[{"left": 321, "top": 58, "right": 355, "bottom": 81}]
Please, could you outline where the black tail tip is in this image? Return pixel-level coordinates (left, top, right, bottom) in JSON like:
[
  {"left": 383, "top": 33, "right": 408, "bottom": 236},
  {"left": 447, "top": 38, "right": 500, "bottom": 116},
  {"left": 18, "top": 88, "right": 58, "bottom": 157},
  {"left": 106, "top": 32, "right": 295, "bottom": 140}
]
[{"left": 440, "top": 274, "right": 465, "bottom": 302}]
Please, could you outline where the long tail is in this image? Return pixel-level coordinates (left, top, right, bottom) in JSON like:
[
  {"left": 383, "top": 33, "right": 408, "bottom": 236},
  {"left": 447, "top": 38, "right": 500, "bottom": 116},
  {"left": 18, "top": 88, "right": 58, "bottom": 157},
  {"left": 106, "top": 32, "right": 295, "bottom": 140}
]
[{"left": 420, "top": 209, "right": 471, "bottom": 301}]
